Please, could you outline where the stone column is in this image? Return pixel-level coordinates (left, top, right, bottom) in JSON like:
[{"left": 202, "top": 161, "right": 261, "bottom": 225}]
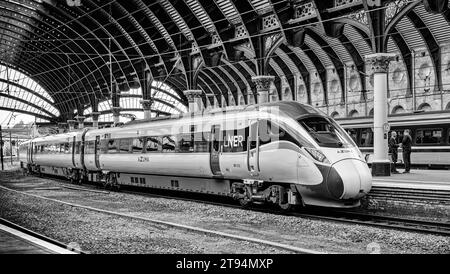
[
  {"left": 75, "top": 115, "right": 85, "bottom": 129},
  {"left": 184, "top": 90, "right": 203, "bottom": 113},
  {"left": 111, "top": 107, "right": 121, "bottom": 126},
  {"left": 140, "top": 99, "right": 153, "bottom": 119},
  {"left": 92, "top": 112, "right": 100, "bottom": 128},
  {"left": 366, "top": 53, "right": 396, "bottom": 176},
  {"left": 251, "top": 75, "right": 275, "bottom": 104},
  {"left": 67, "top": 120, "right": 76, "bottom": 132}
]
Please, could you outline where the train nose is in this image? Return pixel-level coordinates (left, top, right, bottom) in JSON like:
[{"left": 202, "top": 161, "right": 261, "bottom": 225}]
[{"left": 329, "top": 159, "right": 372, "bottom": 199}]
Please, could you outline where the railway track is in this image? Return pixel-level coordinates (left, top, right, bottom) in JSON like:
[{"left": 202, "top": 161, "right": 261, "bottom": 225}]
[
  {"left": 0, "top": 184, "right": 323, "bottom": 254},
  {"left": 3, "top": 173, "right": 450, "bottom": 238},
  {"left": 0, "top": 217, "right": 86, "bottom": 254}
]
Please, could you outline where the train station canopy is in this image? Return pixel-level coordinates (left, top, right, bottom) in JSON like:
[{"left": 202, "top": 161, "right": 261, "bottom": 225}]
[{"left": 1, "top": 0, "right": 450, "bottom": 123}]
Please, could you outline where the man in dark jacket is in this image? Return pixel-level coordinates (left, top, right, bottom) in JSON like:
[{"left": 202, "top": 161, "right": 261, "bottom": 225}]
[
  {"left": 388, "top": 131, "right": 399, "bottom": 173},
  {"left": 401, "top": 129, "right": 413, "bottom": 173}
]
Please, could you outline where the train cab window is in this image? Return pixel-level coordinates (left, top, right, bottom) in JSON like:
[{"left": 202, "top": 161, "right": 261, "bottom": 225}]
[
  {"left": 162, "top": 136, "right": 176, "bottom": 152},
  {"left": 415, "top": 129, "right": 443, "bottom": 144},
  {"left": 298, "top": 116, "right": 355, "bottom": 148},
  {"left": 132, "top": 138, "right": 145, "bottom": 153},
  {"left": 360, "top": 128, "right": 374, "bottom": 147},
  {"left": 146, "top": 136, "right": 161, "bottom": 152}
]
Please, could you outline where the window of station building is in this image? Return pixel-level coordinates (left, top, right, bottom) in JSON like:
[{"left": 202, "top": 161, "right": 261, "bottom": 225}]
[
  {"left": 415, "top": 129, "right": 443, "bottom": 145},
  {"left": 162, "top": 135, "right": 177, "bottom": 152},
  {"left": 146, "top": 136, "right": 161, "bottom": 152},
  {"left": 346, "top": 129, "right": 358, "bottom": 143},
  {"left": 360, "top": 128, "right": 374, "bottom": 147}
]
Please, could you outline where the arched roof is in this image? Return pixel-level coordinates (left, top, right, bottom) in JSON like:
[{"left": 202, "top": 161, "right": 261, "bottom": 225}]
[{"left": 1, "top": 0, "right": 450, "bottom": 122}]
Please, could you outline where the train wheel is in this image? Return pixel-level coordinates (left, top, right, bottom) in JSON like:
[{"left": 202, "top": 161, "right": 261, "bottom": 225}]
[
  {"left": 279, "top": 202, "right": 293, "bottom": 211},
  {"left": 239, "top": 198, "right": 251, "bottom": 207}
]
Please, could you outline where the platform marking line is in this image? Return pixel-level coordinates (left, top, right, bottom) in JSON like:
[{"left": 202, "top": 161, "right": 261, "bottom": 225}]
[
  {"left": 0, "top": 223, "right": 77, "bottom": 254},
  {"left": 0, "top": 185, "right": 324, "bottom": 254}
]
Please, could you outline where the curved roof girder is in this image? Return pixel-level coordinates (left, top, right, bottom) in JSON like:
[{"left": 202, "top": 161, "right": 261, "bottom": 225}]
[
  {"left": 0, "top": 93, "right": 56, "bottom": 118},
  {"left": 0, "top": 106, "right": 54, "bottom": 121}
]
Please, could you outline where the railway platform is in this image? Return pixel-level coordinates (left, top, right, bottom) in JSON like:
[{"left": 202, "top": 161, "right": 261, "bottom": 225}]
[
  {"left": 0, "top": 222, "right": 76, "bottom": 254},
  {"left": 372, "top": 169, "right": 450, "bottom": 191}
]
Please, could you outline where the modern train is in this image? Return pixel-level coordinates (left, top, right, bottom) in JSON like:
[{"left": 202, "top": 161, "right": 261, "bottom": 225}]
[
  {"left": 337, "top": 110, "right": 450, "bottom": 169},
  {"left": 19, "top": 102, "right": 372, "bottom": 208}
]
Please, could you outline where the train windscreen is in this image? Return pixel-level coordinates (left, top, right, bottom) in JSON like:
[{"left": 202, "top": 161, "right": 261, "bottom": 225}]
[{"left": 298, "top": 117, "right": 355, "bottom": 148}]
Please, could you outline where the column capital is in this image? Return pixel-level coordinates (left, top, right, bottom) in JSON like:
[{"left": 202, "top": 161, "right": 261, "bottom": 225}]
[
  {"left": 184, "top": 90, "right": 203, "bottom": 102},
  {"left": 365, "top": 53, "right": 396, "bottom": 74},
  {"left": 251, "top": 75, "right": 275, "bottom": 91},
  {"left": 111, "top": 106, "right": 121, "bottom": 115},
  {"left": 91, "top": 112, "right": 101, "bottom": 118},
  {"left": 140, "top": 99, "right": 154, "bottom": 110},
  {"left": 67, "top": 119, "right": 76, "bottom": 124}
]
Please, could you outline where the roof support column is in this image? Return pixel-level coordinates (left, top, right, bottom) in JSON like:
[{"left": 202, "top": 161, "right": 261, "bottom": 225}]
[
  {"left": 251, "top": 76, "right": 275, "bottom": 104},
  {"left": 366, "top": 53, "right": 396, "bottom": 177},
  {"left": 140, "top": 99, "right": 154, "bottom": 119},
  {"left": 184, "top": 90, "right": 203, "bottom": 113}
]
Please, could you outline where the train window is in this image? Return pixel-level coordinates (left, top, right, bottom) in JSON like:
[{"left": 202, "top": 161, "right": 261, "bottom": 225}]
[
  {"left": 85, "top": 141, "right": 95, "bottom": 154},
  {"left": 194, "top": 131, "right": 209, "bottom": 152},
  {"left": 162, "top": 136, "right": 176, "bottom": 152},
  {"left": 119, "top": 139, "right": 132, "bottom": 153},
  {"left": 298, "top": 117, "right": 355, "bottom": 148},
  {"left": 448, "top": 129, "right": 450, "bottom": 144},
  {"left": 64, "top": 142, "right": 70, "bottom": 154},
  {"left": 146, "top": 136, "right": 161, "bottom": 152},
  {"left": 415, "top": 129, "right": 443, "bottom": 144},
  {"left": 360, "top": 128, "right": 374, "bottom": 147},
  {"left": 75, "top": 142, "right": 80, "bottom": 154},
  {"left": 108, "top": 139, "right": 119, "bottom": 153},
  {"left": 132, "top": 138, "right": 145, "bottom": 153},
  {"left": 100, "top": 139, "right": 108, "bottom": 153},
  {"left": 179, "top": 134, "right": 194, "bottom": 152}
]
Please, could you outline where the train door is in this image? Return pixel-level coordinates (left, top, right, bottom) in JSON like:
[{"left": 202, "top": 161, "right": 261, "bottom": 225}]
[
  {"left": 71, "top": 136, "right": 76, "bottom": 167},
  {"left": 94, "top": 135, "right": 101, "bottom": 169},
  {"left": 247, "top": 119, "right": 260, "bottom": 176},
  {"left": 210, "top": 124, "right": 222, "bottom": 176}
]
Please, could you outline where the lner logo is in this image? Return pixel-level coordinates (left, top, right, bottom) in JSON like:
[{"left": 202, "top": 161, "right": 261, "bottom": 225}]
[{"left": 224, "top": 135, "right": 244, "bottom": 148}]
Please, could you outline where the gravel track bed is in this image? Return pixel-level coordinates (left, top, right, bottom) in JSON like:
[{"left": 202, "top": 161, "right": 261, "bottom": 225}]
[{"left": 1, "top": 170, "right": 449, "bottom": 254}]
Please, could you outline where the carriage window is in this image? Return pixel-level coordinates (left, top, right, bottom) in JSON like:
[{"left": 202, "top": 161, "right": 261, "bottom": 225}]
[
  {"left": 360, "top": 128, "right": 374, "bottom": 147},
  {"left": 162, "top": 136, "right": 176, "bottom": 152},
  {"left": 85, "top": 141, "right": 95, "bottom": 154},
  {"left": 298, "top": 117, "right": 355, "bottom": 148},
  {"left": 132, "top": 138, "right": 145, "bottom": 153},
  {"left": 108, "top": 139, "right": 119, "bottom": 153},
  {"left": 415, "top": 129, "right": 443, "bottom": 144},
  {"left": 146, "top": 136, "right": 161, "bottom": 152},
  {"left": 194, "top": 131, "right": 209, "bottom": 152},
  {"left": 75, "top": 142, "right": 80, "bottom": 154},
  {"left": 119, "top": 139, "right": 132, "bottom": 153},
  {"left": 179, "top": 134, "right": 194, "bottom": 152},
  {"left": 448, "top": 129, "right": 450, "bottom": 144}
]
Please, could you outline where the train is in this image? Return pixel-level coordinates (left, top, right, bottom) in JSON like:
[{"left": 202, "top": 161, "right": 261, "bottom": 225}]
[
  {"left": 337, "top": 110, "right": 450, "bottom": 169},
  {"left": 19, "top": 101, "right": 372, "bottom": 209}
]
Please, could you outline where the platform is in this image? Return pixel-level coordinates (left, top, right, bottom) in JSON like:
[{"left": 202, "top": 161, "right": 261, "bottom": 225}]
[
  {"left": 372, "top": 169, "right": 450, "bottom": 191},
  {"left": 0, "top": 223, "right": 76, "bottom": 254}
]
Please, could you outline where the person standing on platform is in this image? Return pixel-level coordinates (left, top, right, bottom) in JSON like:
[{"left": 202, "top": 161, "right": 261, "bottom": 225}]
[
  {"left": 388, "top": 131, "right": 400, "bottom": 174},
  {"left": 401, "top": 129, "right": 412, "bottom": 173}
]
